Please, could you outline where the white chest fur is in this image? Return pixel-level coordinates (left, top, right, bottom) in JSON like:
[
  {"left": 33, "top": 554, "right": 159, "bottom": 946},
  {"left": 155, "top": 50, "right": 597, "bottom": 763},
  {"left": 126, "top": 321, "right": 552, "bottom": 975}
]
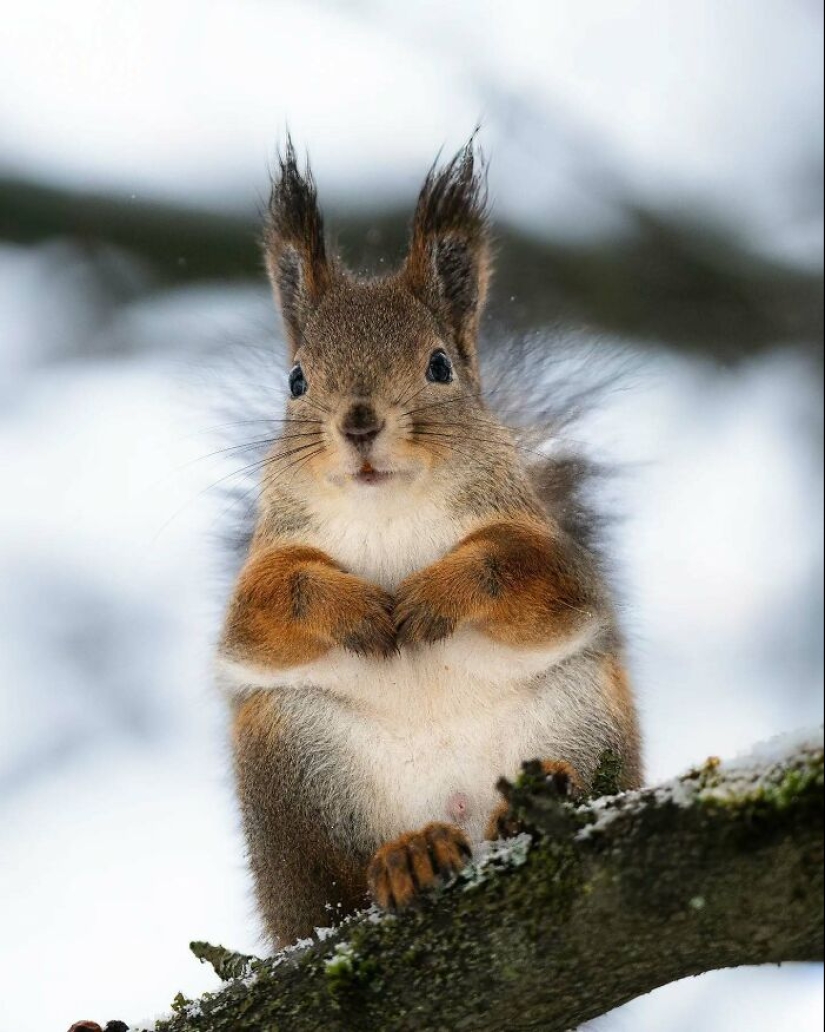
[
  {"left": 252, "top": 636, "right": 602, "bottom": 845},
  {"left": 304, "top": 483, "right": 463, "bottom": 590},
  {"left": 221, "top": 485, "right": 605, "bottom": 846}
]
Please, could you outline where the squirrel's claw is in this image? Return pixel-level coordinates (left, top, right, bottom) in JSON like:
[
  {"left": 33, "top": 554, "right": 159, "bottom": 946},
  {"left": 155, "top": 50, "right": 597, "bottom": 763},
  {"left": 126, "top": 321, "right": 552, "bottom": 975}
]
[
  {"left": 485, "top": 759, "right": 584, "bottom": 841},
  {"left": 367, "top": 822, "right": 471, "bottom": 911},
  {"left": 334, "top": 586, "right": 398, "bottom": 659},
  {"left": 393, "top": 576, "right": 457, "bottom": 647},
  {"left": 395, "top": 606, "right": 456, "bottom": 647}
]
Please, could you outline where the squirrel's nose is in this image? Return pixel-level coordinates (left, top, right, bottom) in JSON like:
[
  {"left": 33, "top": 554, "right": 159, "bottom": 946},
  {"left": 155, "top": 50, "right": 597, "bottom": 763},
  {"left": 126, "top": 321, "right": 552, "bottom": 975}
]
[{"left": 340, "top": 403, "right": 384, "bottom": 448}]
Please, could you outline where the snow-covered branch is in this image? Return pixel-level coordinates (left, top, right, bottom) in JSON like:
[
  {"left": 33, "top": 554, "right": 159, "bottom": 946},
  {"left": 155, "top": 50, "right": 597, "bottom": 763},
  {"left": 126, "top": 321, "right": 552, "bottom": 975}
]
[{"left": 133, "top": 730, "right": 823, "bottom": 1032}]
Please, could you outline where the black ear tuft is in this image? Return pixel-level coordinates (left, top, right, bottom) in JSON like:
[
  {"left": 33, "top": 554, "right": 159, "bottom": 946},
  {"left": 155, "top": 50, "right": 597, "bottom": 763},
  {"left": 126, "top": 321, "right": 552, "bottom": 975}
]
[
  {"left": 263, "top": 138, "right": 332, "bottom": 352},
  {"left": 405, "top": 139, "right": 491, "bottom": 372}
]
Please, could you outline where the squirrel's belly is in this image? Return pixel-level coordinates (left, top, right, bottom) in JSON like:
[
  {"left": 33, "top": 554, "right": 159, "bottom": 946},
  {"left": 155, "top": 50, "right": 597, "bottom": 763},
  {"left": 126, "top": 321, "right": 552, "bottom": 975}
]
[
  {"left": 321, "top": 637, "right": 597, "bottom": 845},
  {"left": 223, "top": 629, "right": 604, "bottom": 847}
]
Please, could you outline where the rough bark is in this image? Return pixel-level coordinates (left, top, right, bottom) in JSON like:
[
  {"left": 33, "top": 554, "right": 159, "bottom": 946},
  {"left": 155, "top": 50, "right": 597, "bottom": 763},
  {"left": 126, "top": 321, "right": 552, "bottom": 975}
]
[{"left": 129, "top": 732, "right": 823, "bottom": 1032}]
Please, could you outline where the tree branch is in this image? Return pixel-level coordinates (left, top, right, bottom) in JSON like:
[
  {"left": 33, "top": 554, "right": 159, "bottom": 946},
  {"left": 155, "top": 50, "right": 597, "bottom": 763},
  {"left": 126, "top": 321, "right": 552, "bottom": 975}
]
[
  {"left": 4, "top": 176, "right": 821, "bottom": 360},
  {"left": 135, "top": 732, "right": 822, "bottom": 1032}
]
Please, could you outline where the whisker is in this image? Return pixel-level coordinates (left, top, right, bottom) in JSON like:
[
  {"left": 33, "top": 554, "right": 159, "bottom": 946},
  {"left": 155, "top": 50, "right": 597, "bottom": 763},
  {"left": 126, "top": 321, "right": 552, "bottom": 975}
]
[
  {"left": 299, "top": 395, "right": 332, "bottom": 417},
  {"left": 151, "top": 453, "right": 275, "bottom": 542},
  {"left": 183, "top": 417, "right": 323, "bottom": 439},
  {"left": 282, "top": 448, "right": 326, "bottom": 482},
  {"left": 260, "top": 445, "right": 326, "bottom": 486},
  {"left": 213, "top": 442, "right": 322, "bottom": 496},
  {"left": 411, "top": 423, "right": 527, "bottom": 451},
  {"left": 400, "top": 390, "right": 520, "bottom": 422},
  {"left": 406, "top": 425, "right": 562, "bottom": 468},
  {"left": 400, "top": 390, "right": 484, "bottom": 419},
  {"left": 216, "top": 445, "right": 323, "bottom": 524},
  {"left": 188, "top": 431, "right": 323, "bottom": 467},
  {"left": 214, "top": 440, "right": 322, "bottom": 533},
  {"left": 410, "top": 425, "right": 559, "bottom": 462},
  {"left": 393, "top": 379, "right": 430, "bottom": 411},
  {"left": 241, "top": 444, "right": 328, "bottom": 506},
  {"left": 207, "top": 475, "right": 264, "bottom": 539},
  {"left": 266, "top": 440, "right": 328, "bottom": 465},
  {"left": 405, "top": 430, "right": 484, "bottom": 463},
  {"left": 407, "top": 412, "right": 585, "bottom": 453},
  {"left": 201, "top": 454, "right": 274, "bottom": 491},
  {"left": 410, "top": 427, "right": 509, "bottom": 446},
  {"left": 401, "top": 412, "right": 515, "bottom": 435},
  {"left": 400, "top": 384, "right": 534, "bottom": 421}
]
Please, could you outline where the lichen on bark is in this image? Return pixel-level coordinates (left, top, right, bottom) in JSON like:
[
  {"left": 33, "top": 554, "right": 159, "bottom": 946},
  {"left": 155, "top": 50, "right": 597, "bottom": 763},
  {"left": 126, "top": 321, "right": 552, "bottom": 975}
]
[{"left": 135, "top": 732, "right": 823, "bottom": 1032}]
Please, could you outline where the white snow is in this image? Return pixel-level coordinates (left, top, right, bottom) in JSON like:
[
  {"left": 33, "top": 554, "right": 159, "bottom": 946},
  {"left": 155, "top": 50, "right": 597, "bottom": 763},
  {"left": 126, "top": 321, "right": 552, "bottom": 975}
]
[
  {"left": 0, "top": 3, "right": 822, "bottom": 1028},
  {"left": 0, "top": 2, "right": 822, "bottom": 261},
  {"left": 0, "top": 272, "right": 821, "bottom": 1023},
  {"left": 577, "top": 724, "right": 823, "bottom": 842},
  {"left": 722, "top": 726, "right": 825, "bottom": 773},
  {"left": 0, "top": 281, "right": 820, "bottom": 1029},
  {"left": 591, "top": 965, "right": 823, "bottom": 1032}
]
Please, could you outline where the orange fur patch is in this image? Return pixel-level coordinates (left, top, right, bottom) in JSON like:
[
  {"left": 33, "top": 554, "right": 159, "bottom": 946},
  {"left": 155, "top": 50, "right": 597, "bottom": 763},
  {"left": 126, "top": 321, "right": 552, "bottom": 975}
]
[
  {"left": 367, "top": 822, "right": 471, "bottom": 911},
  {"left": 231, "top": 690, "right": 281, "bottom": 749},
  {"left": 601, "top": 657, "right": 643, "bottom": 789},
  {"left": 223, "top": 545, "right": 396, "bottom": 669},
  {"left": 395, "top": 518, "right": 595, "bottom": 648}
]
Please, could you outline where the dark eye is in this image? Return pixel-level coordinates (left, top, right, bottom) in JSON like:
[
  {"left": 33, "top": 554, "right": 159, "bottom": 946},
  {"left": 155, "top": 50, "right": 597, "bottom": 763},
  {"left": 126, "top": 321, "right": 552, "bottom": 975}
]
[
  {"left": 426, "top": 349, "right": 453, "bottom": 384},
  {"left": 289, "top": 363, "right": 308, "bottom": 398}
]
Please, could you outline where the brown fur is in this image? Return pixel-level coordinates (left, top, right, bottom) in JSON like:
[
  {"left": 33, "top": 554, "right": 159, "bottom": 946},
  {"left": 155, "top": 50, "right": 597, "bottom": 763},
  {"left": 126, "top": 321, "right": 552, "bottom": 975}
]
[
  {"left": 603, "top": 657, "right": 643, "bottom": 790},
  {"left": 394, "top": 518, "right": 601, "bottom": 648},
  {"left": 404, "top": 141, "right": 491, "bottom": 377},
  {"left": 232, "top": 691, "right": 370, "bottom": 945},
  {"left": 221, "top": 139, "right": 644, "bottom": 945},
  {"left": 367, "top": 822, "right": 472, "bottom": 911},
  {"left": 223, "top": 544, "right": 396, "bottom": 668}
]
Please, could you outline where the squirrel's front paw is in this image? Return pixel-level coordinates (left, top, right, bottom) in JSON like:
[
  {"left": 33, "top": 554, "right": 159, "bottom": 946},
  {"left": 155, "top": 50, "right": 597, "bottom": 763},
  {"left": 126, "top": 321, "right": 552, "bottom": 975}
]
[
  {"left": 224, "top": 547, "right": 398, "bottom": 669},
  {"left": 332, "top": 583, "right": 397, "bottom": 659},
  {"left": 394, "top": 570, "right": 459, "bottom": 646},
  {"left": 367, "top": 822, "right": 471, "bottom": 911}
]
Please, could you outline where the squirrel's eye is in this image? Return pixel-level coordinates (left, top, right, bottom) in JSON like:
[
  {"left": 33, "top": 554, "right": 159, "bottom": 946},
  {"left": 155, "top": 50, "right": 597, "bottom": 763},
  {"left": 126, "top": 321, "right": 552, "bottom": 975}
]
[
  {"left": 289, "top": 364, "right": 308, "bottom": 398},
  {"left": 426, "top": 349, "right": 453, "bottom": 384}
]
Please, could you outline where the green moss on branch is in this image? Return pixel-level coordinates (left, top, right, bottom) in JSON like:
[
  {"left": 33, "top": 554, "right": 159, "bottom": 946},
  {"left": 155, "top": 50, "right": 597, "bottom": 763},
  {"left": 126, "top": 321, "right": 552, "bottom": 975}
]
[{"left": 137, "top": 734, "right": 823, "bottom": 1032}]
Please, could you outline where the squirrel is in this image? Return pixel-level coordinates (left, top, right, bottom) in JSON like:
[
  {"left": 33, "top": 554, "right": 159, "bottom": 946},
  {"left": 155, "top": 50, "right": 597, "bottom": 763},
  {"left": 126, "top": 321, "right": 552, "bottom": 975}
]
[{"left": 217, "top": 138, "right": 642, "bottom": 947}]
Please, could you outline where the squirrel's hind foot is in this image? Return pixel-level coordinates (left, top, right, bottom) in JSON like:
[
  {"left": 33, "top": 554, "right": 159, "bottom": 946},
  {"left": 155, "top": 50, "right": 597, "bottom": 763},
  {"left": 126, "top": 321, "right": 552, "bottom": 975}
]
[
  {"left": 367, "top": 822, "right": 471, "bottom": 911},
  {"left": 485, "top": 759, "right": 583, "bottom": 841}
]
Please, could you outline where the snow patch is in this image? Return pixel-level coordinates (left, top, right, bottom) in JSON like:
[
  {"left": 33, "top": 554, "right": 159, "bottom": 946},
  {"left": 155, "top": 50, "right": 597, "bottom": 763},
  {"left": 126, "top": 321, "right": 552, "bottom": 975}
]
[
  {"left": 577, "top": 725, "right": 824, "bottom": 841},
  {"left": 723, "top": 726, "right": 825, "bottom": 773}
]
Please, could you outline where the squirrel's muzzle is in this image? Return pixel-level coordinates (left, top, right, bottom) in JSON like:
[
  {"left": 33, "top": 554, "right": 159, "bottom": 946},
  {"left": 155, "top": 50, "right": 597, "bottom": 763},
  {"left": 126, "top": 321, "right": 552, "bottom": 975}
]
[{"left": 340, "top": 403, "right": 384, "bottom": 451}]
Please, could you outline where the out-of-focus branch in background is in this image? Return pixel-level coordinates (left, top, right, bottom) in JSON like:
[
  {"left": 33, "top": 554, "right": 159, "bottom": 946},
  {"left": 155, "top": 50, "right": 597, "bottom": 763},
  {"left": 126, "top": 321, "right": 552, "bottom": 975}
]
[{"left": 3, "top": 176, "right": 821, "bottom": 362}]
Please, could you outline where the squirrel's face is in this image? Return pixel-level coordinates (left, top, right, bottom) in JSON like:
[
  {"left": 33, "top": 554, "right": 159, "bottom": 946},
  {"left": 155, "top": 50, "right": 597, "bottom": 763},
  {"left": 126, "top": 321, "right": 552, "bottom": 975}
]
[
  {"left": 281, "top": 278, "right": 481, "bottom": 489},
  {"left": 262, "top": 138, "right": 493, "bottom": 493}
]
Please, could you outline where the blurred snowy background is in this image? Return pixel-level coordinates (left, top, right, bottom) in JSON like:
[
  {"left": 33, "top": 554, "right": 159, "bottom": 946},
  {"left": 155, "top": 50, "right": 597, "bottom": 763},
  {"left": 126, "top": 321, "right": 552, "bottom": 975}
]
[{"left": 0, "top": 2, "right": 823, "bottom": 1030}]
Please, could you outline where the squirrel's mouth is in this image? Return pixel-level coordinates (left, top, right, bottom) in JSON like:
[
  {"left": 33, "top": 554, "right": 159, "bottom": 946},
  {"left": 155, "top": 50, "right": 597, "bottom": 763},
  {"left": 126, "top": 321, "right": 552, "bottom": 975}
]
[{"left": 352, "top": 461, "right": 395, "bottom": 486}]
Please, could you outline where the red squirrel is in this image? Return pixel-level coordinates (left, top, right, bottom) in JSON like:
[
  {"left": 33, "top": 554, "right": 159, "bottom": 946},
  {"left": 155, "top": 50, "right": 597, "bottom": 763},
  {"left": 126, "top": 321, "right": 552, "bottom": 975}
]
[{"left": 218, "top": 140, "right": 642, "bottom": 946}]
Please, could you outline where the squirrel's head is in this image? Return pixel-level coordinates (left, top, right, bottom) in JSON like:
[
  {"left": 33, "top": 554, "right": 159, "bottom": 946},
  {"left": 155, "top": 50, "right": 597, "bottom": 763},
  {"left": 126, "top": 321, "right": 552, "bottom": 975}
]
[{"left": 262, "top": 139, "right": 499, "bottom": 491}]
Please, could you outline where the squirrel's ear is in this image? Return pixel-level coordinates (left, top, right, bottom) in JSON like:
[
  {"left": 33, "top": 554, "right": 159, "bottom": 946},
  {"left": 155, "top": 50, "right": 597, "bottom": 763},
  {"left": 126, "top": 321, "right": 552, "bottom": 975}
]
[
  {"left": 263, "top": 140, "right": 332, "bottom": 353},
  {"left": 404, "top": 141, "right": 491, "bottom": 370}
]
